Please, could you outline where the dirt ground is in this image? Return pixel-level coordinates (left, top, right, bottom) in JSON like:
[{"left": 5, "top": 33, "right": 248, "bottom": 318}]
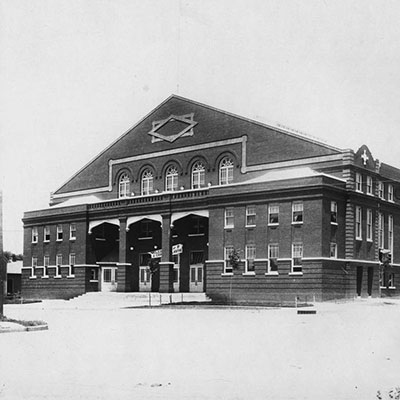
[{"left": 1, "top": 298, "right": 400, "bottom": 399}]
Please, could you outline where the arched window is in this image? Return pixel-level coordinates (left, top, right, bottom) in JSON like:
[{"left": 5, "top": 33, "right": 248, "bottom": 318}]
[
  {"left": 191, "top": 162, "right": 205, "bottom": 189},
  {"left": 141, "top": 169, "right": 154, "bottom": 196},
  {"left": 219, "top": 157, "right": 234, "bottom": 185},
  {"left": 118, "top": 173, "right": 130, "bottom": 198},
  {"left": 165, "top": 166, "right": 178, "bottom": 192}
]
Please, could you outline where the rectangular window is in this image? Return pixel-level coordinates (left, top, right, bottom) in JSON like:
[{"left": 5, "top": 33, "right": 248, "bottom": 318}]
[
  {"left": 56, "top": 254, "right": 62, "bottom": 266},
  {"left": 224, "top": 208, "right": 234, "bottom": 228},
  {"left": 366, "top": 176, "right": 373, "bottom": 195},
  {"left": 355, "top": 206, "right": 362, "bottom": 240},
  {"left": 90, "top": 268, "right": 99, "bottom": 281},
  {"left": 70, "top": 223, "right": 77, "bottom": 240},
  {"left": 190, "top": 216, "right": 205, "bottom": 235},
  {"left": 268, "top": 244, "right": 279, "bottom": 273},
  {"left": 331, "top": 201, "right": 337, "bottom": 224},
  {"left": 224, "top": 246, "right": 234, "bottom": 274},
  {"left": 44, "top": 255, "right": 50, "bottom": 276},
  {"left": 355, "top": 173, "right": 362, "bottom": 192},
  {"left": 69, "top": 253, "right": 76, "bottom": 276},
  {"left": 378, "top": 181, "right": 384, "bottom": 199},
  {"left": 388, "top": 215, "right": 393, "bottom": 253},
  {"left": 367, "top": 209, "right": 373, "bottom": 241},
  {"left": 245, "top": 245, "right": 256, "bottom": 273},
  {"left": 246, "top": 205, "right": 256, "bottom": 227},
  {"left": 388, "top": 273, "right": 395, "bottom": 288},
  {"left": 32, "top": 227, "right": 38, "bottom": 243},
  {"left": 388, "top": 184, "right": 394, "bottom": 202},
  {"left": 378, "top": 212, "right": 384, "bottom": 248},
  {"left": 44, "top": 226, "right": 50, "bottom": 242},
  {"left": 330, "top": 242, "right": 337, "bottom": 258},
  {"left": 292, "top": 202, "right": 303, "bottom": 223},
  {"left": 190, "top": 251, "right": 204, "bottom": 265},
  {"left": 292, "top": 243, "right": 303, "bottom": 273},
  {"left": 268, "top": 205, "right": 279, "bottom": 225},
  {"left": 56, "top": 225, "right": 63, "bottom": 241},
  {"left": 32, "top": 257, "right": 38, "bottom": 267},
  {"left": 139, "top": 221, "right": 152, "bottom": 238}
]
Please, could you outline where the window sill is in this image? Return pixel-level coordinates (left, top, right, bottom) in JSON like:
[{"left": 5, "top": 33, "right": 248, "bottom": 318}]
[
  {"left": 330, "top": 222, "right": 338, "bottom": 226},
  {"left": 291, "top": 222, "right": 303, "bottom": 226},
  {"left": 268, "top": 223, "right": 279, "bottom": 227},
  {"left": 367, "top": 239, "right": 373, "bottom": 243},
  {"left": 355, "top": 190, "right": 363, "bottom": 194},
  {"left": 138, "top": 236, "right": 153, "bottom": 240},
  {"left": 67, "top": 275, "right": 75, "bottom": 279},
  {"left": 54, "top": 275, "right": 62, "bottom": 279},
  {"left": 355, "top": 237, "right": 363, "bottom": 241},
  {"left": 188, "top": 233, "right": 205, "bottom": 237},
  {"left": 245, "top": 225, "right": 256, "bottom": 229},
  {"left": 90, "top": 279, "right": 99, "bottom": 283},
  {"left": 44, "top": 240, "right": 50, "bottom": 243},
  {"left": 224, "top": 226, "right": 234, "bottom": 230},
  {"left": 29, "top": 276, "right": 37, "bottom": 280},
  {"left": 31, "top": 241, "right": 38, "bottom": 244},
  {"left": 381, "top": 286, "right": 396, "bottom": 290},
  {"left": 221, "top": 273, "right": 233, "bottom": 277},
  {"left": 289, "top": 272, "right": 303, "bottom": 276},
  {"left": 242, "top": 272, "right": 255, "bottom": 276},
  {"left": 70, "top": 238, "right": 76, "bottom": 242},
  {"left": 265, "top": 272, "right": 279, "bottom": 276},
  {"left": 41, "top": 276, "right": 49, "bottom": 279}
]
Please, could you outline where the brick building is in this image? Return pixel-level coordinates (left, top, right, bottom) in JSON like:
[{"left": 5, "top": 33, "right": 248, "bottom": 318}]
[{"left": 21, "top": 95, "right": 400, "bottom": 303}]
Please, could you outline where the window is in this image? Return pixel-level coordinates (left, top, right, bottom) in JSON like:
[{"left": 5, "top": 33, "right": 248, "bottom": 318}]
[
  {"left": 355, "top": 173, "right": 362, "bottom": 192},
  {"left": 70, "top": 223, "right": 76, "bottom": 240},
  {"left": 44, "top": 226, "right": 50, "bottom": 242},
  {"left": 388, "top": 215, "right": 393, "bottom": 253},
  {"left": 56, "top": 225, "right": 63, "bottom": 241},
  {"left": 330, "top": 242, "right": 337, "bottom": 258},
  {"left": 292, "top": 202, "right": 303, "bottom": 223},
  {"left": 191, "top": 162, "right": 205, "bottom": 189},
  {"left": 190, "top": 251, "right": 204, "bottom": 265},
  {"left": 245, "top": 245, "right": 256, "bottom": 273},
  {"left": 378, "top": 212, "right": 384, "bottom": 248},
  {"left": 69, "top": 253, "right": 76, "bottom": 276},
  {"left": 32, "top": 257, "right": 38, "bottom": 277},
  {"left": 219, "top": 157, "right": 234, "bottom": 185},
  {"left": 165, "top": 166, "right": 178, "bottom": 192},
  {"left": 139, "top": 253, "right": 151, "bottom": 267},
  {"left": 388, "top": 273, "right": 395, "bottom": 288},
  {"left": 224, "top": 246, "right": 234, "bottom": 274},
  {"left": 366, "top": 176, "right": 373, "bottom": 195},
  {"left": 268, "top": 244, "right": 279, "bottom": 273},
  {"left": 268, "top": 205, "right": 279, "bottom": 225},
  {"left": 118, "top": 173, "right": 130, "bottom": 198},
  {"left": 224, "top": 207, "right": 234, "bottom": 228},
  {"left": 44, "top": 255, "right": 50, "bottom": 277},
  {"left": 32, "top": 227, "right": 38, "bottom": 243},
  {"left": 367, "top": 209, "right": 373, "bottom": 241},
  {"left": 355, "top": 206, "right": 362, "bottom": 240},
  {"left": 330, "top": 201, "right": 337, "bottom": 224},
  {"left": 246, "top": 205, "right": 256, "bottom": 227},
  {"left": 56, "top": 254, "right": 62, "bottom": 266},
  {"left": 139, "top": 220, "right": 152, "bottom": 238},
  {"left": 377, "top": 181, "right": 384, "bottom": 199},
  {"left": 190, "top": 216, "right": 205, "bottom": 235},
  {"left": 141, "top": 169, "right": 154, "bottom": 195},
  {"left": 388, "top": 184, "right": 394, "bottom": 202},
  {"left": 292, "top": 243, "right": 303, "bottom": 273},
  {"left": 90, "top": 268, "right": 99, "bottom": 281}
]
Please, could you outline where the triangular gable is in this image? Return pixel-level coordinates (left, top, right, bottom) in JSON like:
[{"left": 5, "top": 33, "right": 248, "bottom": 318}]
[{"left": 54, "top": 95, "right": 341, "bottom": 196}]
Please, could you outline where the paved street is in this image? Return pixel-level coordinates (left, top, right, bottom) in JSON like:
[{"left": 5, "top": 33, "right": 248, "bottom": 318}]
[{"left": 1, "top": 298, "right": 400, "bottom": 399}]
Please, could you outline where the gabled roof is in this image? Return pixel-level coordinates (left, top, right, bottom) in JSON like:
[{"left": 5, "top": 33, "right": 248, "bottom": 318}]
[{"left": 53, "top": 95, "right": 342, "bottom": 196}]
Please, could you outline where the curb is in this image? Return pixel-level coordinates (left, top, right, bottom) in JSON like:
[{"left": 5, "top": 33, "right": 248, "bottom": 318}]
[
  {"left": 26, "top": 324, "right": 49, "bottom": 332},
  {"left": 0, "top": 323, "right": 49, "bottom": 334}
]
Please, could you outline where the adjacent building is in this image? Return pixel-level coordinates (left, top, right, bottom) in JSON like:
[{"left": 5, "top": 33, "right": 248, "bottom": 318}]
[{"left": 21, "top": 95, "right": 400, "bottom": 303}]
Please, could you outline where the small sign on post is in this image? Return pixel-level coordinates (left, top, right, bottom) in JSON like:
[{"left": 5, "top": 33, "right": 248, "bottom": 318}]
[{"left": 172, "top": 244, "right": 183, "bottom": 255}]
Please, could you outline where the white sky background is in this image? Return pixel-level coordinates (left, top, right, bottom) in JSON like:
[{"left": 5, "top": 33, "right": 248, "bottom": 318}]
[{"left": 1, "top": 0, "right": 400, "bottom": 253}]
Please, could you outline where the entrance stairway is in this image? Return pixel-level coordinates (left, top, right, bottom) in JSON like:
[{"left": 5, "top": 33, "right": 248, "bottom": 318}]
[{"left": 67, "top": 292, "right": 210, "bottom": 309}]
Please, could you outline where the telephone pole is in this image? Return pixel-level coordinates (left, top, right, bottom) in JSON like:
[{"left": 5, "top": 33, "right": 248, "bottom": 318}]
[{"left": 0, "top": 190, "right": 5, "bottom": 316}]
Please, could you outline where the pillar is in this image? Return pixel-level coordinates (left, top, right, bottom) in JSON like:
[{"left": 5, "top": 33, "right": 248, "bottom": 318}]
[{"left": 159, "top": 213, "right": 174, "bottom": 292}]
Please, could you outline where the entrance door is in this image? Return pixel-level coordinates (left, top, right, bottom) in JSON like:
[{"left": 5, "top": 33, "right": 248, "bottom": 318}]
[
  {"left": 367, "top": 267, "right": 374, "bottom": 296},
  {"left": 102, "top": 267, "right": 118, "bottom": 292},
  {"left": 356, "top": 266, "right": 363, "bottom": 297},
  {"left": 139, "top": 253, "right": 151, "bottom": 292},
  {"left": 173, "top": 254, "right": 180, "bottom": 292},
  {"left": 190, "top": 264, "right": 203, "bottom": 292}
]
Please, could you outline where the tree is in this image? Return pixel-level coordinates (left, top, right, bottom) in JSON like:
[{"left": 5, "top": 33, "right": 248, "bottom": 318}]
[
  {"left": 228, "top": 248, "right": 242, "bottom": 305},
  {"left": 3, "top": 251, "right": 23, "bottom": 263}
]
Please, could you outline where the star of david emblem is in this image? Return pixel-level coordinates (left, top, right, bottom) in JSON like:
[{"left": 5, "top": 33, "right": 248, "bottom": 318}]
[{"left": 148, "top": 113, "right": 197, "bottom": 143}]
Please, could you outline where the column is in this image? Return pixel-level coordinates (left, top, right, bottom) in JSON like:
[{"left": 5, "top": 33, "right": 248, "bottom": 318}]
[
  {"left": 117, "top": 217, "right": 130, "bottom": 292},
  {"left": 159, "top": 213, "right": 174, "bottom": 292}
]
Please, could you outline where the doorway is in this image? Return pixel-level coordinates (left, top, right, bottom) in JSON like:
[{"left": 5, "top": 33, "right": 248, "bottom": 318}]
[
  {"left": 367, "top": 267, "right": 374, "bottom": 296},
  {"left": 356, "top": 266, "right": 363, "bottom": 296},
  {"left": 101, "top": 267, "right": 118, "bottom": 292}
]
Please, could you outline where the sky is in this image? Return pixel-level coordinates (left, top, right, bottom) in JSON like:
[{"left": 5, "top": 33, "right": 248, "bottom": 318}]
[{"left": 1, "top": 0, "right": 400, "bottom": 253}]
